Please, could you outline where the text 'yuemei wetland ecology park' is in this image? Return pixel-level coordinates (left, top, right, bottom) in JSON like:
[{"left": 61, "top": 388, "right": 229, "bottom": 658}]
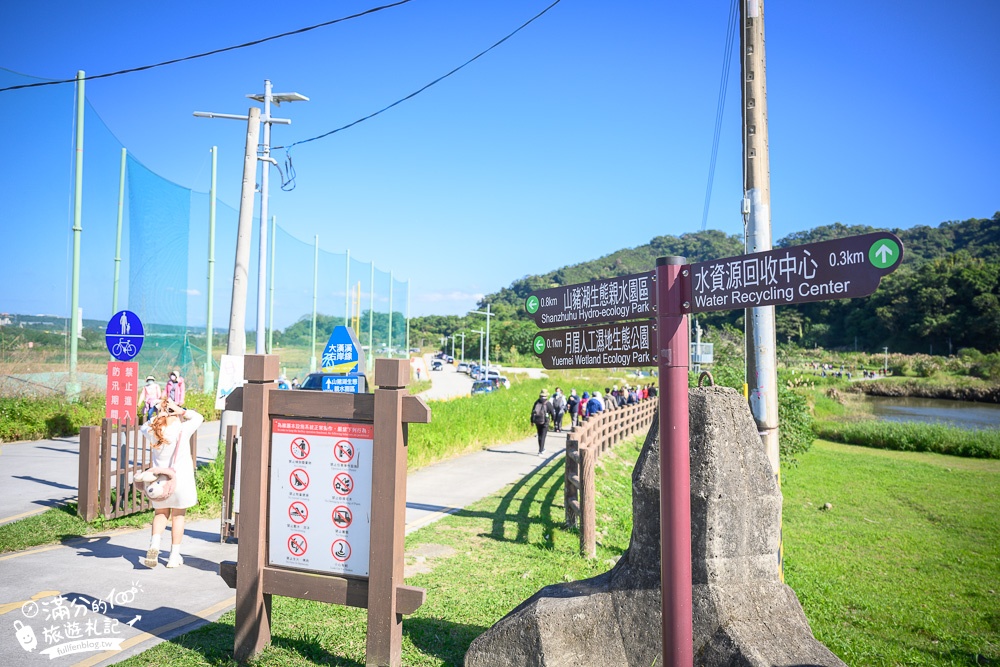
[
  {"left": 688, "top": 232, "right": 903, "bottom": 312},
  {"left": 525, "top": 272, "right": 654, "bottom": 328},
  {"left": 533, "top": 320, "right": 654, "bottom": 370}
]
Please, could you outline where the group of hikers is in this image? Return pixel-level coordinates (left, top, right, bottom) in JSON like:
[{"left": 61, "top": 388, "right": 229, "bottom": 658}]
[
  {"left": 138, "top": 369, "right": 187, "bottom": 422},
  {"left": 530, "top": 383, "right": 658, "bottom": 455}
]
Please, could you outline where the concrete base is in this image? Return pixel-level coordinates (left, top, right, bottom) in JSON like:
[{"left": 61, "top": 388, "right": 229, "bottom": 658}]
[{"left": 465, "top": 387, "right": 846, "bottom": 667}]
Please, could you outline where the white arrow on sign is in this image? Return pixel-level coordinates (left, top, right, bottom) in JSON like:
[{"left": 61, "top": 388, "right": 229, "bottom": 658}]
[{"left": 874, "top": 243, "right": 894, "bottom": 263}]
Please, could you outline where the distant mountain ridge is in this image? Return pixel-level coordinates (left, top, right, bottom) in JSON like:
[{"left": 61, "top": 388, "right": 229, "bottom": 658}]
[{"left": 486, "top": 213, "right": 999, "bottom": 312}]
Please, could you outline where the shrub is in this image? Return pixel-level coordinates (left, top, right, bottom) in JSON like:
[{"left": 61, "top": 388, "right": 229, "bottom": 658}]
[{"left": 778, "top": 384, "right": 813, "bottom": 463}]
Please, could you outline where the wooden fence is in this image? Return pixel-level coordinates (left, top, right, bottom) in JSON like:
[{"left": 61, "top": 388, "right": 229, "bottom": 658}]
[
  {"left": 564, "top": 397, "right": 657, "bottom": 557},
  {"left": 78, "top": 418, "right": 197, "bottom": 521}
]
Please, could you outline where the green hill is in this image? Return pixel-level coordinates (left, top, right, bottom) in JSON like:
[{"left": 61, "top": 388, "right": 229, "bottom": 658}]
[{"left": 477, "top": 213, "right": 1000, "bottom": 354}]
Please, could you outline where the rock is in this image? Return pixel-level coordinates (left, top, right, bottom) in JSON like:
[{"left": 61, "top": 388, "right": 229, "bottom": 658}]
[
  {"left": 465, "top": 387, "right": 846, "bottom": 667},
  {"left": 822, "top": 502, "right": 833, "bottom": 511}
]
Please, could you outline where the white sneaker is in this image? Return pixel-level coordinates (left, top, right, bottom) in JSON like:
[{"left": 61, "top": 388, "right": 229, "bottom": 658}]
[
  {"left": 165, "top": 552, "right": 184, "bottom": 568},
  {"left": 140, "top": 548, "right": 159, "bottom": 568}
]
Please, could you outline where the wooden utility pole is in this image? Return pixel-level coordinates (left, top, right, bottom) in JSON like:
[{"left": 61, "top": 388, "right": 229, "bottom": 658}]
[{"left": 741, "top": 0, "right": 780, "bottom": 475}]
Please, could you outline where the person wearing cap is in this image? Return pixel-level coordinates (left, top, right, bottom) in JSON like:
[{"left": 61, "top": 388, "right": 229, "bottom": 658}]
[
  {"left": 566, "top": 389, "right": 580, "bottom": 428},
  {"left": 530, "top": 389, "right": 554, "bottom": 456},
  {"left": 166, "top": 369, "right": 186, "bottom": 406},
  {"left": 139, "top": 375, "right": 162, "bottom": 422}
]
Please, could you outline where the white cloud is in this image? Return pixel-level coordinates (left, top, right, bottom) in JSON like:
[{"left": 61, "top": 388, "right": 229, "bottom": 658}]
[{"left": 184, "top": 289, "right": 202, "bottom": 296}]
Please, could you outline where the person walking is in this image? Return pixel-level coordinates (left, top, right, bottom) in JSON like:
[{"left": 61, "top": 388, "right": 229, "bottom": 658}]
[
  {"left": 551, "top": 387, "right": 567, "bottom": 432},
  {"left": 165, "top": 370, "right": 186, "bottom": 405},
  {"left": 139, "top": 375, "right": 161, "bottom": 423},
  {"left": 530, "top": 389, "right": 554, "bottom": 456},
  {"left": 566, "top": 390, "right": 580, "bottom": 428},
  {"left": 578, "top": 391, "right": 590, "bottom": 422},
  {"left": 139, "top": 398, "right": 203, "bottom": 568}
]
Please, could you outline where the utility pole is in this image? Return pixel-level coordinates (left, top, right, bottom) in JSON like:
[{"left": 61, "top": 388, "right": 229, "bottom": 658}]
[
  {"left": 205, "top": 146, "right": 218, "bottom": 393},
  {"left": 310, "top": 235, "right": 319, "bottom": 373},
  {"left": 470, "top": 304, "right": 492, "bottom": 377},
  {"left": 267, "top": 215, "right": 277, "bottom": 353},
  {"left": 883, "top": 346, "right": 888, "bottom": 374},
  {"left": 368, "top": 261, "right": 375, "bottom": 374},
  {"left": 195, "top": 80, "right": 307, "bottom": 354},
  {"left": 67, "top": 70, "right": 85, "bottom": 400},
  {"left": 216, "top": 108, "right": 260, "bottom": 439},
  {"left": 457, "top": 332, "right": 465, "bottom": 364},
  {"left": 472, "top": 328, "right": 485, "bottom": 374},
  {"left": 405, "top": 279, "right": 411, "bottom": 358},
  {"left": 345, "top": 249, "right": 351, "bottom": 329},
  {"left": 741, "top": 0, "right": 779, "bottom": 474},
  {"left": 112, "top": 148, "right": 126, "bottom": 315},
  {"left": 388, "top": 271, "right": 394, "bottom": 356}
]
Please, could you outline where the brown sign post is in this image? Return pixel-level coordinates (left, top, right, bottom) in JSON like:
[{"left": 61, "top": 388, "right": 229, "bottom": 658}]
[
  {"left": 525, "top": 231, "right": 904, "bottom": 667},
  {"left": 220, "top": 355, "right": 430, "bottom": 666}
]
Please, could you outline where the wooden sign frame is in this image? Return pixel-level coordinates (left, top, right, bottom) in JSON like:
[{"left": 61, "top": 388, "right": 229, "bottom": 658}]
[{"left": 218, "top": 355, "right": 431, "bottom": 666}]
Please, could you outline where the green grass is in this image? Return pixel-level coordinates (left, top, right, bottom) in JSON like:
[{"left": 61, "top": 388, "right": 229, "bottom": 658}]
[
  {"left": 0, "top": 392, "right": 106, "bottom": 442},
  {"left": 115, "top": 437, "right": 645, "bottom": 667},
  {"left": 783, "top": 440, "right": 1000, "bottom": 666},
  {"left": 814, "top": 419, "right": 1000, "bottom": 458}
]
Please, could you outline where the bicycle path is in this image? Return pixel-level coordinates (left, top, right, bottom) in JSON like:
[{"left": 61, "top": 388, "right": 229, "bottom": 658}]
[{"left": 0, "top": 431, "right": 566, "bottom": 667}]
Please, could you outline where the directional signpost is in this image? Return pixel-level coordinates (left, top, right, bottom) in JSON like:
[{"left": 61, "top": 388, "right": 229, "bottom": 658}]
[
  {"left": 524, "top": 231, "right": 904, "bottom": 667},
  {"left": 320, "top": 325, "right": 368, "bottom": 393},
  {"left": 104, "top": 310, "right": 144, "bottom": 423}
]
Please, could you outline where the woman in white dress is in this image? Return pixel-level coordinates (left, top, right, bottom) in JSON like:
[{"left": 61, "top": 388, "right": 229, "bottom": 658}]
[{"left": 139, "top": 397, "right": 203, "bottom": 568}]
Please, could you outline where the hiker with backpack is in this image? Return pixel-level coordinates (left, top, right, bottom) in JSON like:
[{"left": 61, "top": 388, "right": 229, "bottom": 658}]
[
  {"left": 551, "top": 387, "right": 567, "bottom": 432},
  {"left": 530, "top": 389, "right": 554, "bottom": 456}
]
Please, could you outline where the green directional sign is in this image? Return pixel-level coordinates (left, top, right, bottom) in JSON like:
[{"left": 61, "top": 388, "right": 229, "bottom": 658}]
[
  {"left": 532, "top": 335, "right": 546, "bottom": 355},
  {"left": 869, "top": 238, "right": 900, "bottom": 269}
]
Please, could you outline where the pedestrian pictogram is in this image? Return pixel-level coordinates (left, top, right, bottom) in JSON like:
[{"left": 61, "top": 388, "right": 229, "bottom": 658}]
[
  {"left": 290, "top": 437, "right": 310, "bottom": 460},
  {"left": 331, "top": 539, "right": 352, "bottom": 562},
  {"left": 288, "top": 501, "right": 309, "bottom": 524},
  {"left": 332, "top": 505, "right": 353, "bottom": 529},
  {"left": 332, "top": 472, "right": 354, "bottom": 496},
  {"left": 333, "top": 439, "right": 355, "bottom": 464},
  {"left": 288, "top": 533, "right": 308, "bottom": 556},
  {"left": 289, "top": 468, "right": 310, "bottom": 491}
]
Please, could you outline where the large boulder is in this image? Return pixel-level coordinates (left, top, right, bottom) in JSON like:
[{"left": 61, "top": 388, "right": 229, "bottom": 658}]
[{"left": 465, "top": 386, "right": 845, "bottom": 667}]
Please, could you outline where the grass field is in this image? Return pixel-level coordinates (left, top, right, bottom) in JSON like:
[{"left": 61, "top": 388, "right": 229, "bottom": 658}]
[
  {"left": 113, "top": 437, "right": 999, "bottom": 666},
  {"left": 783, "top": 441, "right": 1000, "bottom": 666}
]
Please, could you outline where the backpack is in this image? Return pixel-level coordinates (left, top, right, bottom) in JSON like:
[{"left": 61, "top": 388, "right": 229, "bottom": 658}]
[
  {"left": 531, "top": 400, "right": 548, "bottom": 425},
  {"left": 552, "top": 394, "right": 566, "bottom": 411}
]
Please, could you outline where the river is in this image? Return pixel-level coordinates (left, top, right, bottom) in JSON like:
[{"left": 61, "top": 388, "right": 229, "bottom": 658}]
[{"left": 863, "top": 395, "right": 1000, "bottom": 430}]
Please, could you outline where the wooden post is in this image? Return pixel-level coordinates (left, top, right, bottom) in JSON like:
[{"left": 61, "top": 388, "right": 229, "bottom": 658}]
[
  {"left": 99, "top": 419, "right": 112, "bottom": 517},
  {"left": 234, "top": 354, "right": 278, "bottom": 662},
  {"left": 77, "top": 426, "right": 99, "bottom": 521},
  {"left": 221, "top": 424, "right": 238, "bottom": 542},
  {"left": 564, "top": 437, "right": 579, "bottom": 528},
  {"left": 580, "top": 445, "right": 596, "bottom": 558},
  {"left": 367, "top": 358, "right": 410, "bottom": 666}
]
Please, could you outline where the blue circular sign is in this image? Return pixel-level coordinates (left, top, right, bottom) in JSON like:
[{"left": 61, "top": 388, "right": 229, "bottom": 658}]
[{"left": 105, "top": 310, "right": 144, "bottom": 361}]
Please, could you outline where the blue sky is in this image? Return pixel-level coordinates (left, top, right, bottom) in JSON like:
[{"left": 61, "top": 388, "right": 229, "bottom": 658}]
[{"left": 1, "top": 0, "right": 997, "bottom": 323}]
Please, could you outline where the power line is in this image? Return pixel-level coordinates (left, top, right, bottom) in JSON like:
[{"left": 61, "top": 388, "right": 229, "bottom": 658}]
[
  {"left": 700, "top": 0, "right": 739, "bottom": 231},
  {"left": 276, "top": 0, "right": 564, "bottom": 151},
  {"left": 0, "top": 0, "right": 415, "bottom": 94}
]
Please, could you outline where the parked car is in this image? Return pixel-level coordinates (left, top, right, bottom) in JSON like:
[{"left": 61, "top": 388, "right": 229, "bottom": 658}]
[
  {"left": 457, "top": 362, "right": 470, "bottom": 374},
  {"left": 471, "top": 380, "right": 495, "bottom": 395}
]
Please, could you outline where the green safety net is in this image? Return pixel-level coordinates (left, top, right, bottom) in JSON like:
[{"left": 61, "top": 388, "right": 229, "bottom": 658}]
[{"left": 0, "top": 68, "right": 407, "bottom": 398}]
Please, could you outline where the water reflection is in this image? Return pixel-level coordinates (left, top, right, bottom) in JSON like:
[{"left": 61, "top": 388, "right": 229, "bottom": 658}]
[{"left": 864, "top": 396, "right": 1000, "bottom": 430}]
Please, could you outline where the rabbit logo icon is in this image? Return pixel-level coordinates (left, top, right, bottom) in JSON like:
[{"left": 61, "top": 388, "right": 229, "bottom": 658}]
[{"left": 14, "top": 620, "right": 37, "bottom": 652}]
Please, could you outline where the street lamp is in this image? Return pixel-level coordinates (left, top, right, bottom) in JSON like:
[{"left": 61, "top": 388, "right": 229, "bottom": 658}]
[
  {"left": 195, "top": 79, "right": 308, "bottom": 354},
  {"left": 457, "top": 332, "right": 466, "bottom": 364},
  {"left": 469, "top": 303, "right": 492, "bottom": 379}
]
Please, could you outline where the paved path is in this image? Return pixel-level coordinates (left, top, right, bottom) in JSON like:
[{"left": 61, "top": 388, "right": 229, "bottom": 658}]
[
  {"left": 0, "top": 421, "right": 223, "bottom": 526},
  {"left": 417, "top": 357, "right": 473, "bottom": 401},
  {"left": 0, "top": 392, "right": 565, "bottom": 666}
]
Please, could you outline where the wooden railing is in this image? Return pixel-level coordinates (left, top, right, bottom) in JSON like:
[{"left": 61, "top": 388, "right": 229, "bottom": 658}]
[
  {"left": 564, "top": 397, "right": 657, "bottom": 557},
  {"left": 78, "top": 418, "right": 197, "bottom": 521}
]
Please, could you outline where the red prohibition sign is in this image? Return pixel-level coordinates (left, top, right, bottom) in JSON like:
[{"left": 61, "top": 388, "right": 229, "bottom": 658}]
[
  {"left": 333, "top": 439, "right": 355, "bottom": 464},
  {"left": 288, "top": 533, "right": 308, "bottom": 556},
  {"left": 289, "top": 468, "right": 310, "bottom": 491},
  {"left": 288, "top": 501, "right": 309, "bottom": 524},
  {"left": 331, "top": 539, "right": 352, "bottom": 562},
  {"left": 331, "top": 505, "right": 353, "bottom": 529},
  {"left": 290, "top": 437, "right": 311, "bottom": 460},
  {"left": 332, "top": 472, "right": 354, "bottom": 497}
]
